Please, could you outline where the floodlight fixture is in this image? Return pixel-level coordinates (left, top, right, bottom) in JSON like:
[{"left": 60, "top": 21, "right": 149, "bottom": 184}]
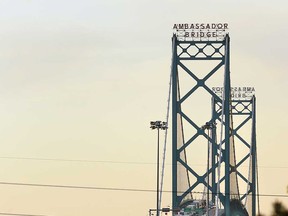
[
  {"left": 201, "top": 121, "right": 216, "bottom": 130},
  {"left": 150, "top": 121, "right": 168, "bottom": 130}
]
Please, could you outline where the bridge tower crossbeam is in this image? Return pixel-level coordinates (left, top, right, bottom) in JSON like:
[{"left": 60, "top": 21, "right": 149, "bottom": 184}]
[{"left": 171, "top": 33, "right": 257, "bottom": 215}]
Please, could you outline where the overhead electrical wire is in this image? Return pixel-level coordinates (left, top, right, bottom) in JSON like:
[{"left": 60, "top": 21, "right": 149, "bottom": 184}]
[
  {"left": 0, "top": 181, "right": 287, "bottom": 198},
  {"left": 0, "top": 213, "right": 46, "bottom": 216},
  {"left": 0, "top": 156, "right": 154, "bottom": 165},
  {"left": 0, "top": 156, "right": 285, "bottom": 168}
]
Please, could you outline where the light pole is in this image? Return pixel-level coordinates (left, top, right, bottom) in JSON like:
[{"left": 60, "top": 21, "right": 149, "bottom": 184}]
[{"left": 150, "top": 121, "right": 168, "bottom": 216}]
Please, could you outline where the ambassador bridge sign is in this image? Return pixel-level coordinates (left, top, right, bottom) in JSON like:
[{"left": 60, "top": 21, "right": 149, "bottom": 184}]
[
  {"left": 213, "top": 87, "right": 255, "bottom": 99},
  {"left": 173, "top": 23, "right": 228, "bottom": 41}
]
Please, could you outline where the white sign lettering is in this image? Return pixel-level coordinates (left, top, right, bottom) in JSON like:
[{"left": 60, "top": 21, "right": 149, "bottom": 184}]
[
  {"left": 212, "top": 87, "right": 255, "bottom": 99},
  {"left": 173, "top": 23, "right": 229, "bottom": 41}
]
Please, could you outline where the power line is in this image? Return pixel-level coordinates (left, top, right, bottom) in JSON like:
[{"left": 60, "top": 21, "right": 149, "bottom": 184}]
[
  {"left": 0, "top": 181, "right": 287, "bottom": 198},
  {"left": 0, "top": 213, "right": 46, "bottom": 216},
  {"left": 0, "top": 181, "right": 154, "bottom": 192},
  {"left": 0, "top": 156, "right": 154, "bottom": 165},
  {"left": 0, "top": 156, "right": 287, "bottom": 169}
]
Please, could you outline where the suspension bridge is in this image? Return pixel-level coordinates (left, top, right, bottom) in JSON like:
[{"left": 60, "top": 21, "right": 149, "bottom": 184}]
[{"left": 151, "top": 26, "right": 259, "bottom": 216}]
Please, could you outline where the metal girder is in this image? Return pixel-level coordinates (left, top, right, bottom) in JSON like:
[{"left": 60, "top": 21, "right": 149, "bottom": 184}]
[
  {"left": 171, "top": 34, "right": 230, "bottom": 213},
  {"left": 171, "top": 33, "right": 257, "bottom": 216}
]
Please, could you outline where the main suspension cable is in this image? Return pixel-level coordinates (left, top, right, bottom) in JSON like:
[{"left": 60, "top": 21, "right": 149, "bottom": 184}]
[
  {"left": 256, "top": 147, "right": 261, "bottom": 215},
  {"left": 158, "top": 40, "right": 174, "bottom": 209},
  {"left": 244, "top": 136, "right": 253, "bottom": 207},
  {"left": 215, "top": 88, "right": 225, "bottom": 215}
]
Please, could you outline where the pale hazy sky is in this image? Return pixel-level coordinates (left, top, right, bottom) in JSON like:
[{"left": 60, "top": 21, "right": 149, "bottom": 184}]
[{"left": 0, "top": 0, "right": 287, "bottom": 216}]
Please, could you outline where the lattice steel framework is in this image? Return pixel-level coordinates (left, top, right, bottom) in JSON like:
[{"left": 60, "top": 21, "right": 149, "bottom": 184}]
[
  {"left": 211, "top": 98, "right": 257, "bottom": 215},
  {"left": 171, "top": 34, "right": 257, "bottom": 215}
]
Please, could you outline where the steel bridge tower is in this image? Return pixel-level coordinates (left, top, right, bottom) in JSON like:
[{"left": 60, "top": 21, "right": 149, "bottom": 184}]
[{"left": 171, "top": 34, "right": 258, "bottom": 215}]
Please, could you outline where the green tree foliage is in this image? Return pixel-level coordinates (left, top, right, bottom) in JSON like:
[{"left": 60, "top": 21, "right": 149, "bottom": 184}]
[
  {"left": 257, "top": 201, "right": 288, "bottom": 216},
  {"left": 272, "top": 201, "right": 288, "bottom": 216}
]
